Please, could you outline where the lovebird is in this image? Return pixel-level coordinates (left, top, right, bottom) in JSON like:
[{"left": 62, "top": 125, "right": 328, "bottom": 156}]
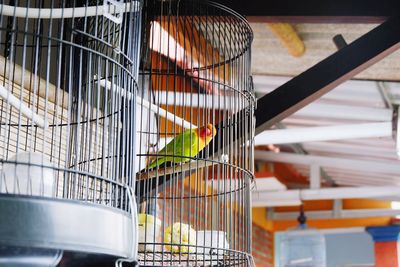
[{"left": 146, "top": 124, "right": 216, "bottom": 170}]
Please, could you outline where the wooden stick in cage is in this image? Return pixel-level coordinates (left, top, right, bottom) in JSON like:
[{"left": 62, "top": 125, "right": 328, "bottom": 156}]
[
  {"left": 136, "top": 158, "right": 216, "bottom": 181},
  {"left": 136, "top": 158, "right": 218, "bottom": 202},
  {"left": 97, "top": 77, "right": 197, "bottom": 129}
]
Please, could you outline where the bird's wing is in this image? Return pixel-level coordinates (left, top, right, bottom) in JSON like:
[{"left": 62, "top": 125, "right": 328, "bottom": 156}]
[
  {"left": 146, "top": 129, "right": 194, "bottom": 169},
  {"left": 162, "top": 129, "right": 193, "bottom": 162}
]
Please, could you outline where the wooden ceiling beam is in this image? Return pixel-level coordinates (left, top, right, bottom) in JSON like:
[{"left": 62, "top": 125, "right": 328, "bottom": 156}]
[{"left": 266, "top": 23, "right": 305, "bottom": 57}]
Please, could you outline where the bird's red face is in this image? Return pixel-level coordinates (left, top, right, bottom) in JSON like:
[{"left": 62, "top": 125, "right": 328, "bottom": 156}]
[{"left": 198, "top": 124, "right": 216, "bottom": 143}]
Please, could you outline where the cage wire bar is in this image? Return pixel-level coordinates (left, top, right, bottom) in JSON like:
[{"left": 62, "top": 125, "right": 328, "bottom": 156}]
[
  {"left": 136, "top": 0, "right": 255, "bottom": 266},
  {"left": 0, "top": 0, "right": 142, "bottom": 264}
]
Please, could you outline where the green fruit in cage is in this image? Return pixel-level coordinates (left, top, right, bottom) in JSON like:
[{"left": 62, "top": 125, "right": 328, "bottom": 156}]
[
  {"left": 164, "top": 222, "right": 197, "bottom": 253},
  {"left": 146, "top": 124, "right": 216, "bottom": 170},
  {"left": 138, "top": 213, "right": 162, "bottom": 252}
]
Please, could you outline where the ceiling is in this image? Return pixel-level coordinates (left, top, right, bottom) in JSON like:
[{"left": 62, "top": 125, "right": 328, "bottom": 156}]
[
  {"left": 250, "top": 22, "right": 400, "bottom": 191},
  {"left": 251, "top": 23, "right": 400, "bottom": 80}
]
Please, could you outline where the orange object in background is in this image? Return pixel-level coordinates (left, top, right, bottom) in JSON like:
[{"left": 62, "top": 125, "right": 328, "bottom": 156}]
[
  {"left": 150, "top": 18, "right": 231, "bottom": 95},
  {"left": 375, "top": 241, "right": 399, "bottom": 267},
  {"left": 367, "top": 225, "right": 400, "bottom": 267}
]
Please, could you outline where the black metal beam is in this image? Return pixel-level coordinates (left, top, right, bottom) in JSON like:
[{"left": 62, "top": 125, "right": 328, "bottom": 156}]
[
  {"left": 255, "top": 15, "right": 400, "bottom": 134},
  {"left": 214, "top": 0, "right": 400, "bottom": 23}
]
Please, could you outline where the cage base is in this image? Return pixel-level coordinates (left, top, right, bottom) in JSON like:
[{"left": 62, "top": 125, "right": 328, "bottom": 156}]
[
  {"left": 138, "top": 251, "right": 253, "bottom": 267},
  {"left": 0, "top": 194, "right": 136, "bottom": 260}
]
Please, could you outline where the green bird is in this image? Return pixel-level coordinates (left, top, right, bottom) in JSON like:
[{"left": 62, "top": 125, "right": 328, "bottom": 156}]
[{"left": 146, "top": 124, "right": 216, "bottom": 170}]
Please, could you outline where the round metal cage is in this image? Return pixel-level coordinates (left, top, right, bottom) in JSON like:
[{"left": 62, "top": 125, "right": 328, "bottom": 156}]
[
  {"left": 0, "top": 0, "right": 142, "bottom": 264},
  {"left": 136, "top": 0, "right": 255, "bottom": 266},
  {"left": 0, "top": 0, "right": 141, "bottom": 209}
]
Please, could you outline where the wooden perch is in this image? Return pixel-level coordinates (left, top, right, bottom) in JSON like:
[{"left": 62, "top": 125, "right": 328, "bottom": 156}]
[
  {"left": 136, "top": 157, "right": 218, "bottom": 201},
  {"left": 136, "top": 158, "right": 216, "bottom": 181}
]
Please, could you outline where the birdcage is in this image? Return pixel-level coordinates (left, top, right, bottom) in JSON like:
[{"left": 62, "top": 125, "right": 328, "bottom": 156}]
[
  {"left": 136, "top": 0, "right": 255, "bottom": 266},
  {"left": 0, "top": 1, "right": 142, "bottom": 265}
]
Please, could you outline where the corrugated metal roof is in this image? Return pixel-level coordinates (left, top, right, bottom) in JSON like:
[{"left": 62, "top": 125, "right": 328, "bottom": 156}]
[{"left": 253, "top": 74, "right": 400, "bottom": 187}]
